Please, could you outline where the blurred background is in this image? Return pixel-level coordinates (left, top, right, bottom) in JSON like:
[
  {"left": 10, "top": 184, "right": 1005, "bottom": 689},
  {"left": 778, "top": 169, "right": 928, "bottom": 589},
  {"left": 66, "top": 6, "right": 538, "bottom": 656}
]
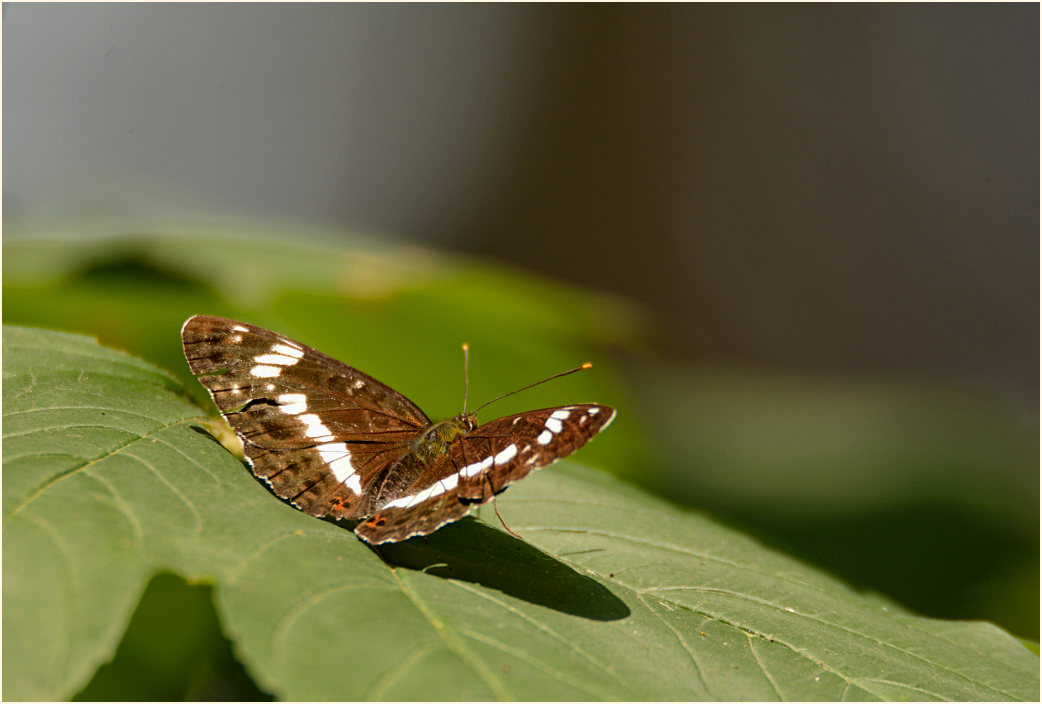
[{"left": 4, "top": 3, "right": 1038, "bottom": 698}]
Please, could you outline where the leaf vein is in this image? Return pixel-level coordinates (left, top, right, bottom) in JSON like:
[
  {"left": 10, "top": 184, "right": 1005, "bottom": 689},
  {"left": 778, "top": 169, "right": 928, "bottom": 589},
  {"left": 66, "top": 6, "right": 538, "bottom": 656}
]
[
  {"left": 745, "top": 632, "right": 783, "bottom": 700},
  {"left": 4, "top": 366, "right": 38, "bottom": 404},
  {"left": 633, "top": 592, "right": 711, "bottom": 698},
  {"left": 4, "top": 405, "right": 183, "bottom": 422},
  {"left": 9, "top": 418, "right": 197, "bottom": 515},
  {"left": 152, "top": 432, "right": 226, "bottom": 484},
  {"left": 227, "top": 529, "right": 358, "bottom": 584},
  {"left": 17, "top": 512, "right": 76, "bottom": 694},
  {"left": 458, "top": 627, "right": 620, "bottom": 700},
  {"left": 2, "top": 424, "right": 138, "bottom": 440},
  {"left": 364, "top": 644, "right": 440, "bottom": 700},
  {"left": 391, "top": 570, "right": 509, "bottom": 701},
  {"left": 637, "top": 585, "right": 1016, "bottom": 698},
  {"left": 269, "top": 582, "right": 403, "bottom": 671},
  {"left": 853, "top": 677, "right": 956, "bottom": 700},
  {"left": 83, "top": 468, "right": 144, "bottom": 550},
  {"left": 450, "top": 579, "right": 626, "bottom": 689},
  {"left": 123, "top": 449, "right": 204, "bottom": 535}
]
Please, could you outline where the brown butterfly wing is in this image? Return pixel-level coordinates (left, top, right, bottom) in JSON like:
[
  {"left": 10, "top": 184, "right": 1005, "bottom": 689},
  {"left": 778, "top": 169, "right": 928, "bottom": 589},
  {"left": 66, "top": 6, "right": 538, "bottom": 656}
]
[
  {"left": 354, "top": 404, "right": 616, "bottom": 543},
  {"left": 181, "top": 316, "right": 431, "bottom": 519}
]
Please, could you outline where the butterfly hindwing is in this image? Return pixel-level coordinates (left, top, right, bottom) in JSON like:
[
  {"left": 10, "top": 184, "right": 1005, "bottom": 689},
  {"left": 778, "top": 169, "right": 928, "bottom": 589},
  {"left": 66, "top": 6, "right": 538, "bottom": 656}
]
[
  {"left": 354, "top": 405, "right": 616, "bottom": 543},
  {"left": 455, "top": 405, "right": 617, "bottom": 500},
  {"left": 181, "top": 315, "right": 430, "bottom": 519}
]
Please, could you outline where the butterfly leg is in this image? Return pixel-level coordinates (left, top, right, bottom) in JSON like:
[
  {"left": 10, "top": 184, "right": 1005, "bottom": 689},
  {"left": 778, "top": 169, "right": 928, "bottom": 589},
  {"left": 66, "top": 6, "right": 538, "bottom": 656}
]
[
  {"left": 486, "top": 474, "right": 522, "bottom": 539},
  {"left": 491, "top": 497, "right": 522, "bottom": 539}
]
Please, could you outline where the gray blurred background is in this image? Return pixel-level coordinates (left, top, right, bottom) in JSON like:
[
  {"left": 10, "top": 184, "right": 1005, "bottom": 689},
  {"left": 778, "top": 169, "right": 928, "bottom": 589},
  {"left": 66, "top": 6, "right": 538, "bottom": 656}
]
[
  {"left": 5, "top": 3, "right": 1038, "bottom": 407},
  {"left": 4, "top": 2, "right": 1038, "bottom": 650}
]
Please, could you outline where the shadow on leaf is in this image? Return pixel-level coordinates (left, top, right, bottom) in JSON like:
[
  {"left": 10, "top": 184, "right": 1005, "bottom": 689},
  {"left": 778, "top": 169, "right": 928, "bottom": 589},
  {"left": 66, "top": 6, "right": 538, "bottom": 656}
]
[{"left": 372, "top": 517, "right": 631, "bottom": 622}]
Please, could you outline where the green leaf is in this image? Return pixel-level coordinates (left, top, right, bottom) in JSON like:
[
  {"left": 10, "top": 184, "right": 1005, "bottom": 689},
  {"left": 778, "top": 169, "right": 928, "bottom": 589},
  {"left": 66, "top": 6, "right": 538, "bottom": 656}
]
[
  {"left": 6, "top": 225, "right": 1035, "bottom": 642},
  {"left": 1, "top": 226, "right": 648, "bottom": 483},
  {"left": 73, "top": 572, "right": 270, "bottom": 700},
  {"left": 633, "top": 362, "right": 1040, "bottom": 639},
  {"left": 3, "top": 325, "right": 202, "bottom": 699},
  {"left": 4, "top": 325, "right": 1037, "bottom": 700}
]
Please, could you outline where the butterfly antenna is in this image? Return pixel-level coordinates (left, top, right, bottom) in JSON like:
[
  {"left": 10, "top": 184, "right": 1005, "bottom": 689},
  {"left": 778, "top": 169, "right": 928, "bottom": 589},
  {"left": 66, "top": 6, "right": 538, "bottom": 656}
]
[
  {"left": 472, "top": 362, "right": 593, "bottom": 416},
  {"left": 461, "top": 343, "right": 470, "bottom": 413}
]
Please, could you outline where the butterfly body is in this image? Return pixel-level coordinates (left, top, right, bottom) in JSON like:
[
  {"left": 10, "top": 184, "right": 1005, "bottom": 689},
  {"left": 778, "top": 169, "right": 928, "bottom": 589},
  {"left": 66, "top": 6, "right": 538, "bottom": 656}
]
[
  {"left": 365, "top": 414, "right": 474, "bottom": 513},
  {"left": 181, "top": 316, "right": 615, "bottom": 544}
]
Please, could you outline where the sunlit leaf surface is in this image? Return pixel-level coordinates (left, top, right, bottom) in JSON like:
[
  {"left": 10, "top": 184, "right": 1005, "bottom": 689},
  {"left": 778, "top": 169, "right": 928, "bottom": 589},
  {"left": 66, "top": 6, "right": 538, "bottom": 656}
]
[{"left": 4, "top": 326, "right": 1037, "bottom": 700}]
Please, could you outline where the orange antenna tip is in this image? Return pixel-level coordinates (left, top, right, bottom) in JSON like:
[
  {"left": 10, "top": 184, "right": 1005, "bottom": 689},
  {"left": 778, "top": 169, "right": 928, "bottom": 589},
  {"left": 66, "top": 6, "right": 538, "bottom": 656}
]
[
  {"left": 462, "top": 342, "right": 469, "bottom": 351},
  {"left": 581, "top": 362, "right": 593, "bottom": 369}
]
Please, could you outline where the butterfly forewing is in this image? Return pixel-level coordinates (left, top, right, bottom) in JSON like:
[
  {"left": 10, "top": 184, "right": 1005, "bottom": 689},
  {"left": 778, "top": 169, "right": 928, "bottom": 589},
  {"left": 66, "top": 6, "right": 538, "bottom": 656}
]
[
  {"left": 181, "top": 316, "right": 430, "bottom": 518},
  {"left": 354, "top": 404, "right": 616, "bottom": 543}
]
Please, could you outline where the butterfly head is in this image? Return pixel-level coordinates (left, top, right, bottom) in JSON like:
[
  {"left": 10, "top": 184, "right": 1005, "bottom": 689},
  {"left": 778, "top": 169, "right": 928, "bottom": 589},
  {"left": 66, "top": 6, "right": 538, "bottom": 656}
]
[
  {"left": 445, "top": 412, "right": 478, "bottom": 436},
  {"left": 457, "top": 412, "right": 479, "bottom": 432}
]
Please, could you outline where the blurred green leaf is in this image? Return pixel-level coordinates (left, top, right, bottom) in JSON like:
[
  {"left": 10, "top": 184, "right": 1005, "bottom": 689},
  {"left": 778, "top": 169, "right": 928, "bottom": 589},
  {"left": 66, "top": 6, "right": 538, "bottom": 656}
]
[
  {"left": 73, "top": 572, "right": 271, "bottom": 701},
  {"left": 2, "top": 226, "right": 647, "bottom": 480},
  {"left": 631, "top": 362, "right": 1039, "bottom": 639},
  {"left": 635, "top": 364, "right": 1036, "bottom": 519},
  {"left": 3, "top": 325, "right": 1038, "bottom": 700}
]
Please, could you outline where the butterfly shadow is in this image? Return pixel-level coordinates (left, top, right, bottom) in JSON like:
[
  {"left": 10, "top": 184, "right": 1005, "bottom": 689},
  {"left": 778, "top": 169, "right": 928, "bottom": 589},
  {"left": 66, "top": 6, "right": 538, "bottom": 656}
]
[{"left": 365, "top": 518, "right": 631, "bottom": 622}]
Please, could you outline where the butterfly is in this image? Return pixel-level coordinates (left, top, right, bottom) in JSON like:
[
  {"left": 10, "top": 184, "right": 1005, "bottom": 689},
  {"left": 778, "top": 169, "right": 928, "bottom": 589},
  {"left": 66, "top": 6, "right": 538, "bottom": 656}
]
[{"left": 181, "top": 315, "right": 616, "bottom": 544}]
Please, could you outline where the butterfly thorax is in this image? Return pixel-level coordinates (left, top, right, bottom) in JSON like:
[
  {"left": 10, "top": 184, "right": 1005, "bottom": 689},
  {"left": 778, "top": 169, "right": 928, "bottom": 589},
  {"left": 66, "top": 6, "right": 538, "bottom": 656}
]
[
  {"left": 366, "top": 413, "right": 478, "bottom": 512},
  {"left": 412, "top": 413, "right": 478, "bottom": 461}
]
